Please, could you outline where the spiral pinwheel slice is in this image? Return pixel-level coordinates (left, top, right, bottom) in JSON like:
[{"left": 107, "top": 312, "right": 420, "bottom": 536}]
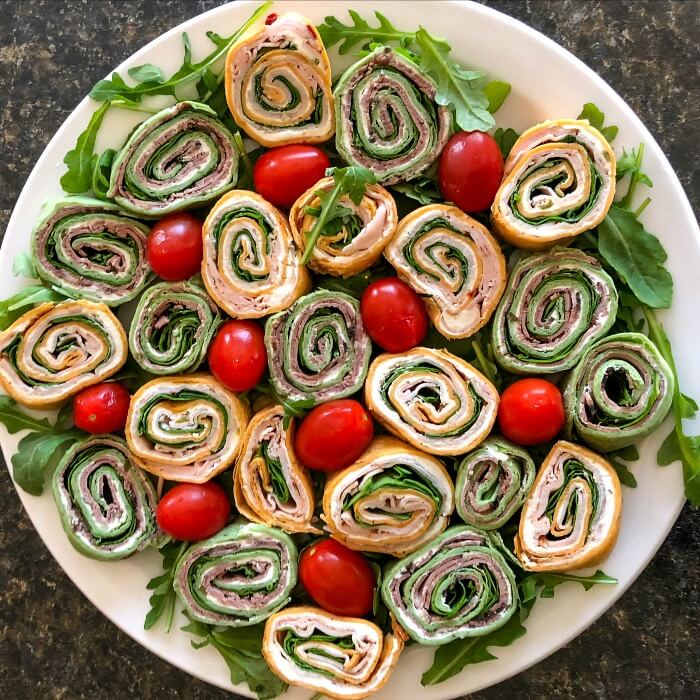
[
  {"left": 562, "top": 332, "right": 674, "bottom": 452},
  {"left": 290, "top": 178, "right": 398, "bottom": 277},
  {"left": 202, "top": 190, "right": 310, "bottom": 318},
  {"left": 31, "top": 197, "right": 150, "bottom": 306},
  {"left": 364, "top": 348, "right": 498, "bottom": 456},
  {"left": 234, "top": 405, "right": 318, "bottom": 534},
  {"left": 491, "top": 248, "right": 618, "bottom": 374},
  {"left": 225, "top": 12, "right": 334, "bottom": 147},
  {"left": 174, "top": 523, "right": 297, "bottom": 627},
  {"left": 515, "top": 440, "right": 622, "bottom": 572},
  {"left": 52, "top": 435, "right": 159, "bottom": 560},
  {"left": 0, "top": 300, "right": 127, "bottom": 408},
  {"left": 385, "top": 204, "right": 507, "bottom": 339},
  {"left": 455, "top": 437, "right": 536, "bottom": 530},
  {"left": 263, "top": 606, "right": 406, "bottom": 699},
  {"left": 492, "top": 119, "right": 616, "bottom": 249},
  {"left": 335, "top": 46, "right": 452, "bottom": 185},
  {"left": 125, "top": 374, "right": 249, "bottom": 483},
  {"left": 381, "top": 526, "right": 518, "bottom": 645},
  {"left": 107, "top": 101, "right": 238, "bottom": 217},
  {"left": 323, "top": 436, "right": 454, "bottom": 557},
  {"left": 128, "top": 281, "right": 220, "bottom": 375},
  {"left": 265, "top": 290, "right": 371, "bottom": 406}
]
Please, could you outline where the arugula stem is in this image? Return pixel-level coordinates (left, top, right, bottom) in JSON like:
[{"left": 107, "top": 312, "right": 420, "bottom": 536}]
[
  {"left": 619, "top": 143, "right": 645, "bottom": 210},
  {"left": 233, "top": 132, "right": 253, "bottom": 183},
  {"left": 634, "top": 197, "right": 652, "bottom": 218},
  {"left": 301, "top": 186, "right": 344, "bottom": 265},
  {"left": 110, "top": 102, "right": 162, "bottom": 115},
  {"left": 471, "top": 340, "right": 496, "bottom": 385}
]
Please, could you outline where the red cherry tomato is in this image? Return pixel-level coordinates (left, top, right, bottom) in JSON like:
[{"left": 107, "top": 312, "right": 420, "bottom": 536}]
[
  {"left": 208, "top": 320, "right": 267, "bottom": 392},
  {"left": 498, "top": 378, "right": 566, "bottom": 446},
  {"left": 299, "top": 538, "right": 375, "bottom": 616},
  {"left": 156, "top": 482, "right": 231, "bottom": 542},
  {"left": 73, "top": 382, "right": 130, "bottom": 434},
  {"left": 253, "top": 145, "right": 330, "bottom": 208},
  {"left": 146, "top": 212, "right": 203, "bottom": 281},
  {"left": 295, "top": 400, "right": 374, "bottom": 472},
  {"left": 360, "top": 277, "right": 428, "bottom": 353},
  {"left": 438, "top": 131, "right": 504, "bottom": 213}
]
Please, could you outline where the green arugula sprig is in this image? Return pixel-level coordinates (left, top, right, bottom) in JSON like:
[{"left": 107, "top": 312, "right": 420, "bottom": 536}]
[
  {"left": 144, "top": 540, "right": 188, "bottom": 631},
  {"left": 300, "top": 166, "right": 376, "bottom": 265},
  {"left": 0, "top": 398, "right": 81, "bottom": 495},
  {"left": 0, "top": 285, "right": 67, "bottom": 330},
  {"left": 578, "top": 102, "right": 618, "bottom": 142},
  {"left": 318, "top": 11, "right": 510, "bottom": 131}
]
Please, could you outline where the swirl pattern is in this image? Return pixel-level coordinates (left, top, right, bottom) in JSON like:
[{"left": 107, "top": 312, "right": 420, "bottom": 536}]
[
  {"left": 0, "top": 300, "right": 127, "bottom": 408},
  {"left": 492, "top": 119, "right": 616, "bottom": 249},
  {"left": 107, "top": 101, "right": 238, "bottom": 216},
  {"left": 364, "top": 347, "right": 499, "bottom": 456},
  {"left": 52, "top": 435, "right": 160, "bottom": 560},
  {"left": 335, "top": 47, "right": 452, "bottom": 185},
  {"left": 385, "top": 204, "right": 507, "bottom": 339},
  {"left": 323, "top": 436, "right": 454, "bottom": 557},
  {"left": 234, "top": 405, "right": 318, "bottom": 534},
  {"left": 290, "top": 178, "right": 398, "bottom": 278},
  {"left": 381, "top": 526, "right": 518, "bottom": 645},
  {"left": 515, "top": 440, "right": 622, "bottom": 572},
  {"left": 265, "top": 290, "right": 372, "bottom": 406},
  {"left": 225, "top": 12, "right": 334, "bottom": 147},
  {"left": 563, "top": 332, "right": 675, "bottom": 451},
  {"left": 455, "top": 437, "right": 536, "bottom": 530},
  {"left": 31, "top": 197, "right": 150, "bottom": 306},
  {"left": 125, "top": 374, "right": 249, "bottom": 483},
  {"left": 263, "top": 606, "right": 406, "bottom": 700},
  {"left": 202, "top": 190, "right": 310, "bottom": 318},
  {"left": 129, "top": 281, "right": 220, "bottom": 375},
  {"left": 491, "top": 248, "right": 618, "bottom": 374},
  {"left": 174, "top": 523, "right": 297, "bottom": 627}
]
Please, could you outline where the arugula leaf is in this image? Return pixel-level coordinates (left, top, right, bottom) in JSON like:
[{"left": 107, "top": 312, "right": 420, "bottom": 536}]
[
  {"left": 315, "top": 261, "right": 394, "bottom": 300},
  {"left": 127, "top": 64, "right": 165, "bottom": 83},
  {"left": 92, "top": 148, "right": 117, "bottom": 200},
  {"left": 0, "top": 396, "right": 52, "bottom": 434},
  {"left": 300, "top": 166, "right": 376, "bottom": 265},
  {"left": 493, "top": 127, "right": 520, "bottom": 159},
  {"left": 617, "top": 147, "right": 653, "bottom": 186},
  {"left": 144, "top": 541, "right": 188, "bottom": 631},
  {"left": 643, "top": 308, "right": 700, "bottom": 505},
  {"left": 519, "top": 570, "right": 617, "bottom": 603},
  {"left": 484, "top": 80, "right": 511, "bottom": 113},
  {"left": 598, "top": 205, "right": 673, "bottom": 309},
  {"left": 607, "top": 454, "right": 638, "bottom": 488},
  {"left": 415, "top": 28, "right": 494, "bottom": 132},
  {"left": 0, "top": 285, "right": 66, "bottom": 330},
  {"left": 183, "top": 619, "right": 286, "bottom": 700},
  {"left": 12, "top": 252, "right": 38, "bottom": 280},
  {"left": 318, "top": 10, "right": 419, "bottom": 54},
  {"left": 391, "top": 176, "right": 441, "bottom": 206},
  {"left": 60, "top": 102, "right": 110, "bottom": 194},
  {"left": 577, "top": 102, "right": 618, "bottom": 142}
]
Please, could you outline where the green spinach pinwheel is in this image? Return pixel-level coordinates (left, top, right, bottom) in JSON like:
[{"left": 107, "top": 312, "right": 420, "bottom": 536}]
[
  {"left": 173, "top": 523, "right": 297, "bottom": 627},
  {"left": 455, "top": 437, "right": 536, "bottom": 530},
  {"left": 128, "top": 280, "right": 220, "bottom": 375},
  {"left": 31, "top": 197, "right": 150, "bottom": 306},
  {"left": 562, "top": 332, "right": 675, "bottom": 451},
  {"left": 52, "top": 435, "right": 160, "bottom": 560},
  {"left": 381, "top": 525, "right": 518, "bottom": 645},
  {"left": 107, "top": 101, "right": 238, "bottom": 217},
  {"left": 265, "top": 290, "right": 372, "bottom": 406},
  {"left": 491, "top": 248, "right": 618, "bottom": 374},
  {"left": 334, "top": 46, "right": 452, "bottom": 185}
]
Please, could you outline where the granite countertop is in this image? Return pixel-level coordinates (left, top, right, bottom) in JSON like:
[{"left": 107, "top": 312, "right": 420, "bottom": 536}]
[{"left": 0, "top": 1, "right": 698, "bottom": 698}]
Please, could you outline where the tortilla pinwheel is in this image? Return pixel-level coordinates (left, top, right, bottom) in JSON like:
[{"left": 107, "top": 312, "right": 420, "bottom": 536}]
[
  {"left": 515, "top": 440, "right": 622, "bottom": 572},
  {"left": 385, "top": 204, "right": 507, "bottom": 338}
]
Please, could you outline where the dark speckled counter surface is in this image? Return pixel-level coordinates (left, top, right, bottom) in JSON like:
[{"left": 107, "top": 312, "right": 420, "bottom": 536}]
[{"left": 0, "top": 1, "right": 698, "bottom": 698}]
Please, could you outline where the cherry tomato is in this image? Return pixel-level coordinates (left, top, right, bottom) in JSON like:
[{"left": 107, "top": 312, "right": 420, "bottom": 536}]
[
  {"left": 295, "top": 400, "right": 374, "bottom": 471},
  {"left": 156, "top": 482, "right": 231, "bottom": 542},
  {"left": 360, "top": 277, "right": 428, "bottom": 352},
  {"left": 438, "top": 131, "right": 504, "bottom": 212},
  {"left": 299, "top": 538, "right": 375, "bottom": 616},
  {"left": 73, "top": 382, "right": 130, "bottom": 434},
  {"left": 146, "top": 212, "right": 203, "bottom": 281},
  {"left": 498, "top": 378, "right": 566, "bottom": 446},
  {"left": 208, "top": 320, "right": 267, "bottom": 392},
  {"left": 253, "top": 145, "right": 330, "bottom": 208}
]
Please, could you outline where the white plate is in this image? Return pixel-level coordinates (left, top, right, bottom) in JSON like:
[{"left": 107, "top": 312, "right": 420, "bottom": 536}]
[{"left": 1, "top": 1, "right": 698, "bottom": 698}]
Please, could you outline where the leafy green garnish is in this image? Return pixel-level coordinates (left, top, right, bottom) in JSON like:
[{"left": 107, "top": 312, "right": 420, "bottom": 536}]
[
  {"left": 300, "top": 166, "right": 376, "bottom": 265},
  {"left": 644, "top": 308, "right": 700, "bottom": 505},
  {"left": 0, "top": 285, "right": 67, "bottom": 330},
  {"left": 391, "top": 175, "right": 442, "bottom": 206},
  {"left": 607, "top": 445, "right": 639, "bottom": 488},
  {"left": 519, "top": 569, "right": 617, "bottom": 603},
  {"left": 577, "top": 102, "right": 618, "bottom": 143},
  {"left": 12, "top": 252, "right": 38, "bottom": 280},
  {"left": 182, "top": 617, "right": 287, "bottom": 700},
  {"left": 616, "top": 147, "right": 653, "bottom": 187},
  {"left": 144, "top": 540, "right": 188, "bottom": 632},
  {"left": 483, "top": 80, "right": 511, "bottom": 113},
  {"left": 314, "top": 261, "right": 394, "bottom": 300},
  {"left": 493, "top": 127, "right": 520, "bottom": 159}
]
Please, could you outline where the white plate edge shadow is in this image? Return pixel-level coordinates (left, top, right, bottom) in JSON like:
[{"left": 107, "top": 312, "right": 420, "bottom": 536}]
[{"left": 0, "top": 1, "right": 697, "bottom": 699}]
